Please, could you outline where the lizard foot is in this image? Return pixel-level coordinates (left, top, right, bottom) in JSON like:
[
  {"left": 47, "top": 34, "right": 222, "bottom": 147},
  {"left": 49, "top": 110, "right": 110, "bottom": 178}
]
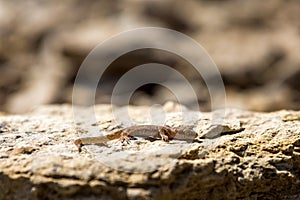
[
  {"left": 161, "top": 134, "right": 169, "bottom": 142},
  {"left": 119, "top": 134, "right": 134, "bottom": 145},
  {"left": 74, "top": 139, "right": 83, "bottom": 152},
  {"left": 158, "top": 127, "right": 171, "bottom": 142}
]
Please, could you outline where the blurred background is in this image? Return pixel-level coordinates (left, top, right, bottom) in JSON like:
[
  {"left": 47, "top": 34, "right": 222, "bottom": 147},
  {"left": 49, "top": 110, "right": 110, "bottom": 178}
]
[{"left": 0, "top": 0, "right": 300, "bottom": 113}]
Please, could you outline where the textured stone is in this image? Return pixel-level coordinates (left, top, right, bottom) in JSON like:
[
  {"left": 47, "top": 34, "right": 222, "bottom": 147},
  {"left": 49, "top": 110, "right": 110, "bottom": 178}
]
[
  {"left": 1, "top": 0, "right": 300, "bottom": 113},
  {"left": 0, "top": 105, "right": 299, "bottom": 199}
]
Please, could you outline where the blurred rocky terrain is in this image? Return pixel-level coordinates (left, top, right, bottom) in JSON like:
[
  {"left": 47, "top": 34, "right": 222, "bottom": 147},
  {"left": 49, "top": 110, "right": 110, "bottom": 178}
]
[{"left": 0, "top": 0, "right": 300, "bottom": 113}]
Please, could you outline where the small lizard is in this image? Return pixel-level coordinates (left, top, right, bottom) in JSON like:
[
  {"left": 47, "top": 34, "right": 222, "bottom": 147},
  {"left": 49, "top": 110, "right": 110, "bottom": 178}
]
[{"left": 74, "top": 125, "right": 198, "bottom": 152}]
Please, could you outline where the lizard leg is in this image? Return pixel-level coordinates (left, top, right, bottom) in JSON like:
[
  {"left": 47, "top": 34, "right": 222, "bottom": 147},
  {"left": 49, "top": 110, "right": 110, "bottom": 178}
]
[
  {"left": 159, "top": 128, "right": 170, "bottom": 142},
  {"left": 74, "top": 139, "right": 83, "bottom": 152},
  {"left": 119, "top": 131, "right": 133, "bottom": 144}
]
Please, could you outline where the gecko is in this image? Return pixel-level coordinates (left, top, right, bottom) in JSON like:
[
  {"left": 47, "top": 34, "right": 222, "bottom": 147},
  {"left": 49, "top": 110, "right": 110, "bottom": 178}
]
[{"left": 74, "top": 125, "right": 198, "bottom": 152}]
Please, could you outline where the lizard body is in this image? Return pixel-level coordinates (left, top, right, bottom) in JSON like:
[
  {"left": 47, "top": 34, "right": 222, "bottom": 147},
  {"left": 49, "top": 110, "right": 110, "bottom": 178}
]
[{"left": 74, "top": 125, "right": 197, "bottom": 152}]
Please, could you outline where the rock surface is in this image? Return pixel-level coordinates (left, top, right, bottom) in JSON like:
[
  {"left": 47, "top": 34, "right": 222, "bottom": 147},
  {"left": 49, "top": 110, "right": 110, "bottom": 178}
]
[
  {"left": 0, "top": 104, "right": 300, "bottom": 200},
  {"left": 1, "top": 0, "right": 300, "bottom": 113}
]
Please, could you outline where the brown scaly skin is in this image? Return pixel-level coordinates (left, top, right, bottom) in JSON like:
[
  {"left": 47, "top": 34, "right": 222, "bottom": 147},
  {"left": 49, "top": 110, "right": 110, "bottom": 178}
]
[{"left": 74, "top": 125, "right": 196, "bottom": 152}]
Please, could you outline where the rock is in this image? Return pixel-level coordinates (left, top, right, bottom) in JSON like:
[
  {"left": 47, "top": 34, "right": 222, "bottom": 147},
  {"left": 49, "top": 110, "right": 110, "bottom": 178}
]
[
  {"left": 1, "top": 0, "right": 300, "bottom": 113},
  {"left": 0, "top": 104, "right": 299, "bottom": 199}
]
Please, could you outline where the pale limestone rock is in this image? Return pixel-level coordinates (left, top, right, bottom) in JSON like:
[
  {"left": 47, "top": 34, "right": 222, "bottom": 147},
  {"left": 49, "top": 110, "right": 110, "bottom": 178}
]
[{"left": 0, "top": 105, "right": 299, "bottom": 199}]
